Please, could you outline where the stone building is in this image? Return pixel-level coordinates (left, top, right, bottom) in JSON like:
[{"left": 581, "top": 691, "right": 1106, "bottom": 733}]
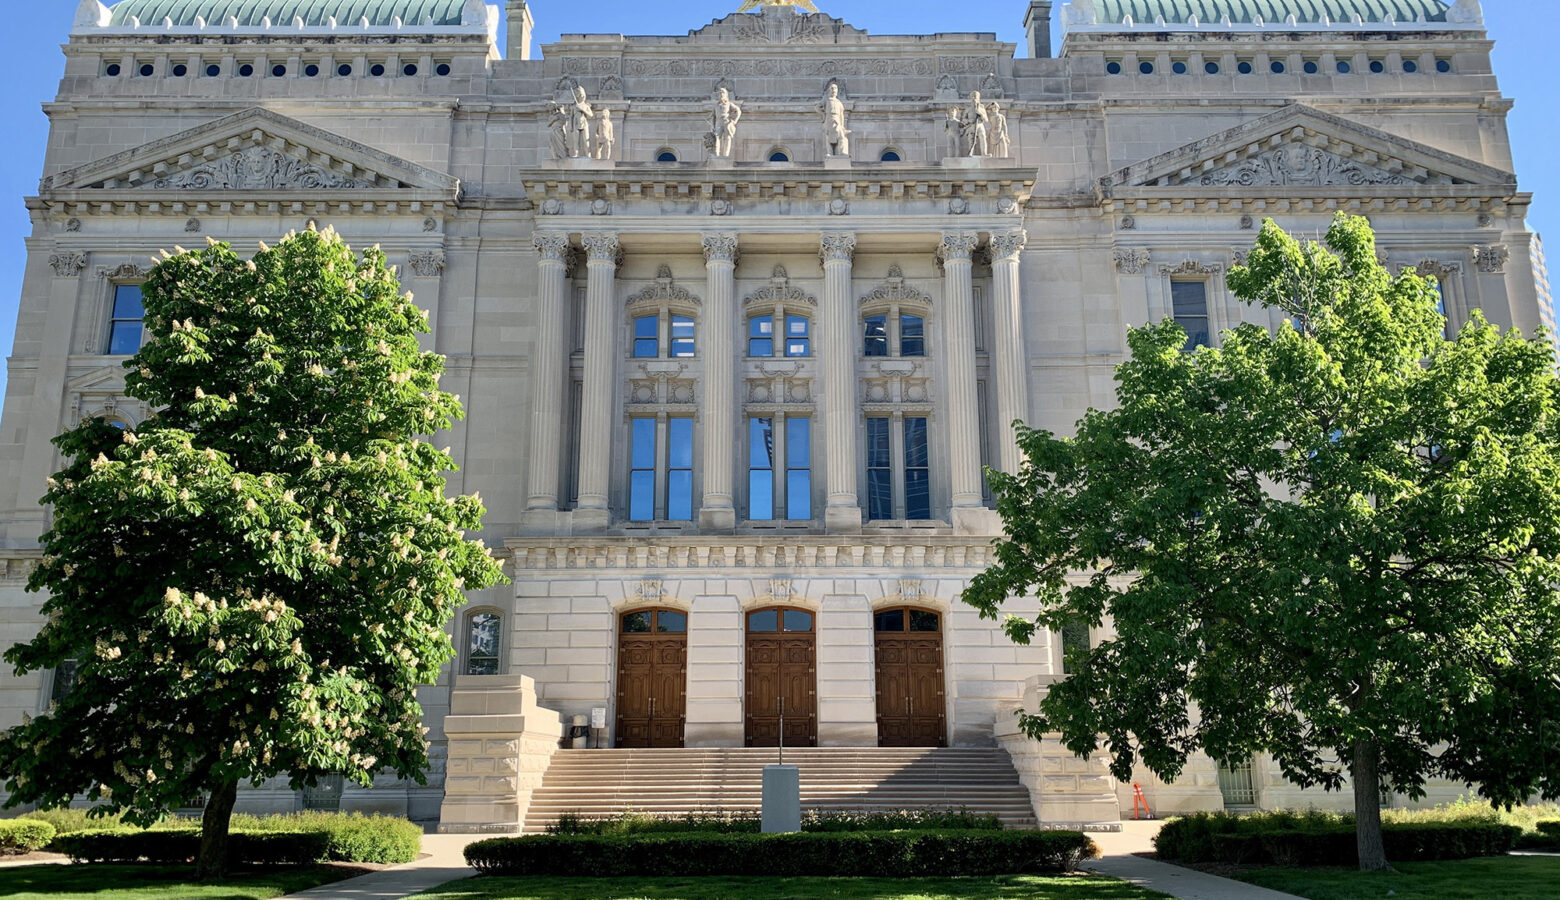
[{"left": 0, "top": 0, "right": 1538, "bottom": 827}]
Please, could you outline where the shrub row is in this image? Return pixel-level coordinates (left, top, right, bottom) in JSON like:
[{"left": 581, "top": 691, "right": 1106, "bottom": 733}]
[
  {"left": 0, "top": 819, "right": 56, "bottom": 855},
  {"left": 20, "top": 809, "right": 420, "bottom": 865},
  {"left": 1537, "top": 820, "right": 1560, "bottom": 839},
  {"left": 545, "top": 808, "right": 1003, "bottom": 836},
  {"left": 1156, "top": 811, "right": 1520, "bottom": 865},
  {"left": 52, "top": 829, "right": 331, "bottom": 866},
  {"left": 466, "top": 829, "right": 1096, "bottom": 877}
]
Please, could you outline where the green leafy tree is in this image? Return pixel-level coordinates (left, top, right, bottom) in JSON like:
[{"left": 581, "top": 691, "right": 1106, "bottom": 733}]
[
  {"left": 964, "top": 214, "right": 1560, "bottom": 871},
  {"left": 0, "top": 226, "right": 506, "bottom": 879}
]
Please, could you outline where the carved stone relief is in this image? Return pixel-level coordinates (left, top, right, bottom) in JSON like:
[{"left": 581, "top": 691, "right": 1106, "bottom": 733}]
[
  {"left": 1159, "top": 260, "right": 1225, "bottom": 277},
  {"left": 744, "top": 265, "right": 816, "bottom": 310},
  {"left": 151, "top": 145, "right": 372, "bottom": 190},
  {"left": 1114, "top": 249, "right": 1151, "bottom": 275},
  {"left": 1198, "top": 146, "right": 1411, "bottom": 187},
  {"left": 97, "top": 263, "right": 149, "bottom": 280},
  {"left": 407, "top": 251, "right": 446, "bottom": 277},
  {"left": 626, "top": 265, "right": 700, "bottom": 309},
  {"left": 861, "top": 265, "right": 932, "bottom": 307},
  {"left": 1473, "top": 244, "right": 1510, "bottom": 274},
  {"left": 50, "top": 253, "right": 87, "bottom": 277}
]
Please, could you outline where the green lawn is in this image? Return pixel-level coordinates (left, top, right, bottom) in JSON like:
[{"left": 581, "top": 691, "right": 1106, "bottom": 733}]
[
  {"left": 413, "top": 874, "right": 1172, "bottom": 900},
  {"left": 0, "top": 863, "right": 358, "bottom": 900},
  {"left": 1234, "top": 855, "right": 1560, "bottom": 900}
]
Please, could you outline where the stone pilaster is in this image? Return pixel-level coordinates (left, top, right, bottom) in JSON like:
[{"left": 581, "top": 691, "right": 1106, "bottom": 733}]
[
  {"left": 816, "top": 593, "right": 877, "bottom": 746},
  {"left": 683, "top": 594, "right": 743, "bottom": 746},
  {"left": 989, "top": 230, "right": 1029, "bottom": 475},
  {"left": 699, "top": 233, "right": 739, "bottom": 532},
  {"left": 524, "top": 232, "right": 570, "bottom": 528},
  {"left": 576, "top": 232, "right": 620, "bottom": 531},
  {"left": 939, "top": 231, "right": 982, "bottom": 511},
  {"left": 820, "top": 232, "right": 861, "bottom": 534}
]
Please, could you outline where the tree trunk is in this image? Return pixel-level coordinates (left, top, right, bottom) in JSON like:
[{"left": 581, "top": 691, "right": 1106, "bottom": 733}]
[
  {"left": 1352, "top": 740, "right": 1389, "bottom": 871},
  {"left": 195, "top": 779, "right": 239, "bottom": 881}
]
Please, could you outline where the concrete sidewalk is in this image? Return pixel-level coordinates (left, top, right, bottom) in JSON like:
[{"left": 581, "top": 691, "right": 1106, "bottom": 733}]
[
  {"left": 1086, "top": 821, "right": 1305, "bottom": 900},
  {"left": 280, "top": 834, "right": 477, "bottom": 900}
]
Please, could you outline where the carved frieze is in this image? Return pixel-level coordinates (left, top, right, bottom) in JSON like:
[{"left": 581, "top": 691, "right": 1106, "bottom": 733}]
[
  {"left": 509, "top": 540, "right": 996, "bottom": 571},
  {"left": 1473, "top": 244, "right": 1510, "bottom": 274},
  {"left": 744, "top": 265, "right": 816, "bottom": 310},
  {"left": 624, "top": 57, "right": 934, "bottom": 77},
  {"left": 1158, "top": 260, "right": 1225, "bottom": 277},
  {"left": 50, "top": 253, "right": 87, "bottom": 277},
  {"left": 860, "top": 265, "right": 932, "bottom": 308},
  {"left": 1114, "top": 249, "right": 1151, "bottom": 275},
  {"left": 626, "top": 265, "right": 700, "bottom": 310},
  {"left": 1198, "top": 146, "right": 1411, "bottom": 188},
  {"left": 151, "top": 145, "right": 372, "bottom": 191},
  {"left": 97, "top": 263, "right": 149, "bottom": 281},
  {"left": 407, "top": 251, "right": 446, "bottom": 277}
]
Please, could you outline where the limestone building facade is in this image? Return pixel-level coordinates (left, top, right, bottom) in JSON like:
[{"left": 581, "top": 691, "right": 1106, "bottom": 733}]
[{"left": 0, "top": 0, "right": 1539, "bottom": 826}]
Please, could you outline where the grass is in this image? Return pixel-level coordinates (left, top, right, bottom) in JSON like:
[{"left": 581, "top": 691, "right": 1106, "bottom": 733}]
[
  {"left": 0, "top": 863, "right": 360, "bottom": 900},
  {"left": 1233, "top": 855, "right": 1560, "bottom": 900},
  {"left": 411, "top": 874, "right": 1172, "bottom": 900}
]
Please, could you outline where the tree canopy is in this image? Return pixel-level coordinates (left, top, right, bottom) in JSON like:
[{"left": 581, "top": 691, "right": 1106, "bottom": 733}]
[
  {"left": 963, "top": 214, "right": 1560, "bottom": 869},
  {"left": 0, "top": 226, "right": 506, "bottom": 876}
]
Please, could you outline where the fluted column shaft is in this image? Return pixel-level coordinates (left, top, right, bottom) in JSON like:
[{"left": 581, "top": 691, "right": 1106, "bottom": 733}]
[
  {"left": 820, "top": 233, "right": 860, "bottom": 533},
  {"left": 940, "top": 231, "right": 983, "bottom": 508},
  {"left": 990, "top": 230, "right": 1029, "bottom": 474},
  {"left": 526, "top": 233, "right": 571, "bottom": 514},
  {"left": 576, "top": 232, "right": 620, "bottom": 524},
  {"left": 700, "top": 233, "right": 739, "bottom": 532}
]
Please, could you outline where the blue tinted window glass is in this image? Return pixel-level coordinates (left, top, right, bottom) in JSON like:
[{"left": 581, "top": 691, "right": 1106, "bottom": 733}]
[
  {"left": 749, "top": 417, "right": 775, "bottom": 469},
  {"left": 783, "top": 609, "right": 813, "bottom": 632},
  {"left": 1204, "top": 61, "right": 1220, "bottom": 74},
  {"left": 629, "top": 471, "right": 655, "bottom": 521},
  {"left": 747, "top": 609, "right": 778, "bottom": 632},
  {"left": 633, "top": 315, "right": 659, "bottom": 358},
  {"left": 667, "top": 418, "right": 693, "bottom": 521},
  {"left": 657, "top": 151, "right": 678, "bottom": 162},
  {"left": 670, "top": 316, "right": 696, "bottom": 357},
  {"left": 880, "top": 150, "right": 901, "bottom": 162},
  {"left": 1171, "top": 281, "right": 1210, "bottom": 350},
  {"left": 1435, "top": 59, "right": 1451, "bottom": 73},
  {"left": 787, "top": 417, "right": 811, "bottom": 468},
  {"left": 1172, "top": 61, "right": 1187, "bottom": 75},
  {"left": 1238, "top": 61, "right": 1253, "bottom": 74},
  {"left": 1106, "top": 61, "right": 1122, "bottom": 75},
  {"left": 108, "top": 285, "right": 144, "bottom": 354},
  {"left": 668, "top": 418, "right": 693, "bottom": 468},
  {"left": 787, "top": 417, "right": 810, "bottom": 520},
  {"left": 900, "top": 315, "right": 925, "bottom": 357},
  {"left": 1304, "top": 60, "right": 1319, "bottom": 74},
  {"left": 864, "top": 315, "right": 888, "bottom": 356},
  {"left": 657, "top": 610, "right": 687, "bottom": 633},
  {"left": 750, "top": 470, "right": 774, "bottom": 520},
  {"left": 785, "top": 316, "right": 809, "bottom": 357},
  {"left": 1269, "top": 60, "right": 1285, "bottom": 74},
  {"left": 112, "top": 285, "right": 143, "bottom": 320},
  {"left": 867, "top": 469, "right": 893, "bottom": 521},
  {"left": 749, "top": 315, "right": 773, "bottom": 357},
  {"left": 1369, "top": 60, "right": 1385, "bottom": 74},
  {"left": 905, "top": 417, "right": 930, "bottom": 520},
  {"left": 1138, "top": 61, "right": 1154, "bottom": 75},
  {"left": 866, "top": 418, "right": 891, "bottom": 468},
  {"left": 750, "top": 418, "right": 774, "bottom": 520},
  {"left": 1337, "top": 60, "right": 1352, "bottom": 74},
  {"left": 904, "top": 417, "right": 929, "bottom": 469},
  {"left": 787, "top": 470, "right": 811, "bottom": 520},
  {"left": 1402, "top": 59, "right": 1418, "bottom": 73},
  {"left": 632, "top": 418, "right": 657, "bottom": 467}
]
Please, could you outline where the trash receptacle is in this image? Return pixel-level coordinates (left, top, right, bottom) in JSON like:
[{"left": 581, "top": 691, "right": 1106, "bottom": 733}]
[{"left": 569, "top": 714, "right": 588, "bottom": 749}]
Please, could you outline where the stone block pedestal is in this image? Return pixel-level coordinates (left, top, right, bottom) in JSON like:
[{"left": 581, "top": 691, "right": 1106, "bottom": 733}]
[{"left": 437, "top": 674, "right": 564, "bottom": 833}]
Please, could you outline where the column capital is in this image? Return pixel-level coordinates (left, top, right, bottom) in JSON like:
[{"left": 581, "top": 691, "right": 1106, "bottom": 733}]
[
  {"left": 532, "top": 231, "right": 571, "bottom": 263},
  {"left": 701, "top": 232, "right": 740, "bottom": 265},
  {"left": 819, "top": 232, "right": 857, "bottom": 265},
  {"left": 937, "top": 231, "right": 981, "bottom": 264},
  {"left": 989, "top": 229, "right": 1028, "bottom": 263},
  {"left": 581, "top": 232, "right": 622, "bottom": 266}
]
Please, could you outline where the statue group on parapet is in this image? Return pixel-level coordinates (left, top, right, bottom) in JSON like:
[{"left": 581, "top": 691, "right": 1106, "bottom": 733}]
[
  {"left": 548, "top": 85, "right": 615, "bottom": 160},
  {"left": 944, "top": 90, "right": 1010, "bottom": 159},
  {"left": 548, "top": 81, "right": 1011, "bottom": 163}
]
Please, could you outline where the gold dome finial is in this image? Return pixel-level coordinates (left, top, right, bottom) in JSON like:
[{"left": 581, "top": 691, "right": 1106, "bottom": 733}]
[{"left": 736, "top": 0, "right": 821, "bottom": 13}]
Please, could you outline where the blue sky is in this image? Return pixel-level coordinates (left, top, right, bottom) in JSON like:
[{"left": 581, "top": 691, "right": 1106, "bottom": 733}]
[{"left": 0, "top": 1, "right": 1555, "bottom": 404}]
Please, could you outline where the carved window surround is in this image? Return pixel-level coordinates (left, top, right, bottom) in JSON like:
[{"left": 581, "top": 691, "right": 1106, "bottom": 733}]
[
  {"left": 508, "top": 537, "right": 996, "bottom": 571},
  {"left": 625, "top": 265, "right": 701, "bottom": 318},
  {"left": 1148, "top": 257, "right": 1235, "bottom": 346}
]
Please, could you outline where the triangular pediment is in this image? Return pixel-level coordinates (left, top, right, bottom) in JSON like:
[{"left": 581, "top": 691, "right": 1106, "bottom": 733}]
[
  {"left": 67, "top": 364, "right": 127, "bottom": 394},
  {"left": 1103, "top": 105, "right": 1515, "bottom": 192},
  {"left": 41, "top": 108, "right": 459, "bottom": 196}
]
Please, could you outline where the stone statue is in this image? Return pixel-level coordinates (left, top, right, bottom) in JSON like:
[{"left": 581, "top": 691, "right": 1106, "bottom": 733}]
[
  {"left": 546, "top": 104, "right": 569, "bottom": 160},
  {"left": 988, "top": 101, "right": 1010, "bottom": 158},
  {"left": 568, "top": 85, "right": 594, "bottom": 158},
  {"left": 963, "top": 90, "right": 990, "bottom": 157},
  {"left": 709, "top": 88, "right": 742, "bottom": 158},
  {"left": 943, "top": 106, "right": 963, "bottom": 158},
  {"left": 819, "top": 82, "right": 850, "bottom": 157},
  {"left": 594, "top": 107, "right": 615, "bottom": 160}
]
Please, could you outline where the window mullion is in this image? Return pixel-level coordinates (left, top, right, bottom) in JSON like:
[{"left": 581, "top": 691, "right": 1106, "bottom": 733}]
[
  {"left": 773, "top": 412, "right": 788, "bottom": 519},
  {"left": 655, "top": 412, "right": 669, "bottom": 520},
  {"left": 890, "top": 411, "right": 906, "bottom": 520}
]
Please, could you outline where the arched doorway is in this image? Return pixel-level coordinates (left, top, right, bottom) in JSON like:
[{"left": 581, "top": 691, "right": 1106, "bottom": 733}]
[
  {"left": 874, "top": 607, "right": 946, "bottom": 747},
  {"left": 615, "top": 607, "right": 687, "bottom": 747},
  {"left": 744, "top": 606, "right": 817, "bottom": 747}
]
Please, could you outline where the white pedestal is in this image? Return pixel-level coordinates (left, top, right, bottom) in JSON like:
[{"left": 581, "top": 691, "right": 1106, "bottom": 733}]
[{"left": 762, "top": 765, "right": 801, "bottom": 833}]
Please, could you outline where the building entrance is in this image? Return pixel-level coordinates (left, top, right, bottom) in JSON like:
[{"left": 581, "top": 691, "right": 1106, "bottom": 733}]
[
  {"left": 615, "top": 608, "right": 687, "bottom": 747},
  {"left": 873, "top": 607, "right": 946, "bottom": 747},
  {"left": 744, "top": 606, "right": 817, "bottom": 747}
]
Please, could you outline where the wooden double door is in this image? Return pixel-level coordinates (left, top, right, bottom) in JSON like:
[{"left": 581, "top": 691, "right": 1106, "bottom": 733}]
[
  {"left": 874, "top": 607, "right": 947, "bottom": 747},
  {"left": 744, "top": 606, "right": 817, "bottom": 747},
  {"left": 615, "top": 608, "right": 687, "bottom": 748}
]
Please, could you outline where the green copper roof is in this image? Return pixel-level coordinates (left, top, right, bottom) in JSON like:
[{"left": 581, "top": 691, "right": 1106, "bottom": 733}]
[
  {"left": 1095, "top": 0, "right": 1450, "bottom": 23},
  {"left": 107, "top": 0, "right": 467, "bottom": 27}
]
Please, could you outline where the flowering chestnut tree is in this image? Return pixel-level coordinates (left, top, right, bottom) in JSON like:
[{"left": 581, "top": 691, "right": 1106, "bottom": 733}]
[{"left": 0, "top": 226, "right": 506, "bottom": 878}]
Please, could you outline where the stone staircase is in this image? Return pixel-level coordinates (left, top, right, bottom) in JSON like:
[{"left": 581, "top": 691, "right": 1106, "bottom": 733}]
[{"left": 520, "top": 747, "right": 1039, "bottom": 833}]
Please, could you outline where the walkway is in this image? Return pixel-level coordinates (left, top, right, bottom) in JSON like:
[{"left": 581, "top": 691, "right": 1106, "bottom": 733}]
[
  {"left": 281, "top": 834, "right": 475, "bottom": 900},
  {"left": 1086, "top": 820, "right": 1305, "bottom": 900}
]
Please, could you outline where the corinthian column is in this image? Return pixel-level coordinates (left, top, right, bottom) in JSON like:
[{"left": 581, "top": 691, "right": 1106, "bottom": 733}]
[
  {"left": 989, "top": 229, "right": 1029, "bottom": 474},
  {"left": 576, "top": 232, "right": 620, "bottom": 530},
  {"left": 819, "top": 232, "right": 860, "bottom": 533},
  {"left": 700, "top": 233, "right": 739, "bottom": 532},
  {"left": 525, "top": 232, "right": 571, "bottom": 522},
  {"left": 940, "top": 231, "right": 982, "bottom": 509}
]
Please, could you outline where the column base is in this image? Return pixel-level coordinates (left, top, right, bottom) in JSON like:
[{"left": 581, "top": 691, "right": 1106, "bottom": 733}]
[
  {"left": 572, "top": 507, "right": 610, "bottom": 534},
  {"left": 952, "top": 506, "right": 1004, "bottom": 536},
  {"left": 698, "top": 506, "right": 737, "bottom": 533},
  {"left": 520, "top": 507, "right": 561, "bottom": 535},
  {"left": 825, "top": 505, "right": 862, "bottom": 534}
]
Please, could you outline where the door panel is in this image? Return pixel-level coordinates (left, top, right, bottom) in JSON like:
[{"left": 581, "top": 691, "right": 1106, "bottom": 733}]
[
  {"left": 875, "top": 632, "right": 945, "bottom": 747},
  {"left": 615, "top": 623, "right": 686, "bottom": 748},
  {"left": 745, "top": 634, "right": 816, "bottom": 747}
]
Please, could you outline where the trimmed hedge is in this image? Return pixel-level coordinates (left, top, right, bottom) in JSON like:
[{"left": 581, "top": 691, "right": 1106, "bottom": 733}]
[
  {"left": 52, "top": 829, "right": 331, "bottom": 865},
  {"left": 230, "top": 812, "right": 422, "bottom": 864},
  {"left": 1156, "top": 812, "right": 1520, "bottom": 866},
  {"left": 545, "top": 808, "right": 1004, "bottom": 836},
  {"left": 0, "top": 819, "right": 56, "bottom": 855},
  {"left": 1537, "top": 820, "right": 1560, "bottom": 838},
  {"left": 465, "top": 829, "right": 1096, "bottom": 877}
]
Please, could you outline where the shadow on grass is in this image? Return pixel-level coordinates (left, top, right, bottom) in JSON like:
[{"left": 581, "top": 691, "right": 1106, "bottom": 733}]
[
  {"left": 1236, "top": 855, "right": 1560, "bottom": 900},
  {"left": 414, "top": 874, "right": 1172, "bottom": 900},
  {"left": 0, "top": 863, "right": 362, "bottom": 900}
]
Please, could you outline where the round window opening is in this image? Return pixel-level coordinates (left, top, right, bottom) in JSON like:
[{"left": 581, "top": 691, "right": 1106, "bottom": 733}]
[
  {"left": 404, "top": 63, "right": 419, "bottom": 76},
  {"left": 1337, "top": 60, "right": 1353, "bottom": 74},
  {"left": 305, "top": 64, "right": 320, "bottom": 77},
  {"left": 1204, "top": 61, "right": 1220, "bottom": 74},
  {"left": 1172, "top": 61, "right": 1187, "bottom": 75},
  {"left": 1138, "top": 61, "right": 1154, "bottom": 75},
  {"left": 238, "top": 63, "right": 254, "bottom": 77},
  {"left": 1403, "top": 60, "right": 1418, "bottom": 73},
  {"left": 370, "top": 63, "right": 386, "bottom": 77},
  {"left": 1304, "top": 61, "right": 1319, "bottom": 75},
  {"left": 1436, "top": 59, "right": 1452, "bottom": 74},
  {"left": 205, "top": 64, "right": 220, "bottom": 77},
  {"left": 105, "top": 63, "right": 122, "bottom": 77},
  {"left": 337, "top": 64, "right": 353, "bottom": 76},
  {"left": 1105, "top": 61, "right": 1122, "bottom": 75},
  {"left": 1237, "top": 61, "right": 1253, "bottom": 75},
  {"left": 769, "top": 150, "right": 790, "bottom": 162},
  {"left": 1270, "top": 61, "right": 1286, "bottom": 74},
  {"left": 656, "top": 150, "right": 678, "bottom": 162},
  {"left": 172, "top": 63, "right": 188, "bottom": 77},
  {"left": 271, "top": 64, "right": 286, "bottom": 77},
  {"left": 436, "top": 63, "right": 452, "bottom": 76},
  {"left": 880, "top": 150, "right": 901, "bottom": 162},
  {"left": 138, "top": 63, "right": 154, "bottom": 77},
  {"left": 1369, "top": 60, "right": 1385, "bottom": 74}
]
